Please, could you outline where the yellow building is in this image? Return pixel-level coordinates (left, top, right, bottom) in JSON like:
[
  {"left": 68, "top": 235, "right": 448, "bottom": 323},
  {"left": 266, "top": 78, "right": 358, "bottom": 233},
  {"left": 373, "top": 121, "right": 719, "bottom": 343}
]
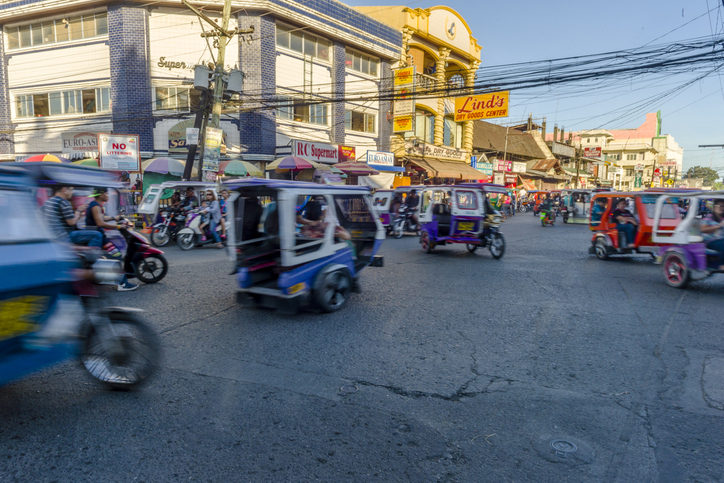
[{"left": 355, "top": 5, "right": 484, "bottom": 181}]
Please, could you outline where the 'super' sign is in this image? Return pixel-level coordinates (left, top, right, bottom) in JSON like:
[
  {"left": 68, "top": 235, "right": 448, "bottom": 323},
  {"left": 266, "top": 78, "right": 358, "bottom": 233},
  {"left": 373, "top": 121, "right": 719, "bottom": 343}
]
[{"left": 453, "top": 91, "right": 509, "bottom": 122}]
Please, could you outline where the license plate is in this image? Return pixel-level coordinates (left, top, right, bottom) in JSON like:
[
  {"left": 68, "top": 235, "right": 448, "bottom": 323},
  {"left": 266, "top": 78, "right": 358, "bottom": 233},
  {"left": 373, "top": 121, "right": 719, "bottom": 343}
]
[
  {"left": 288, "top": 283, "right": 307, "bottom": 295},
  {"left": 457, "top": 222, "right": 474, "bottom": 231},
  {"left": 0, "top": 295, "right": 47, "bottom": 341}
]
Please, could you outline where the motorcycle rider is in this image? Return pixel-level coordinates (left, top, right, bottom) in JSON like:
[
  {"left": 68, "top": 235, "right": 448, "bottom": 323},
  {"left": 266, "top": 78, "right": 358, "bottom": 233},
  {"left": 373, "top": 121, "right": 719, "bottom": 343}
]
[
  {"left": 540, "top": 194, "right": 554, "bottom": 223},
  {"left": 405, "top": 189, "right": 420, "bottom": 228},
  {"left": 86, "top": 187, "right": 138, "bottom": 292},
  {"left": 181, "top": 187, "right": 198, "bottom": 211},
  {"left": 42, "top": 185, "right": 103, "bottom": 249}
]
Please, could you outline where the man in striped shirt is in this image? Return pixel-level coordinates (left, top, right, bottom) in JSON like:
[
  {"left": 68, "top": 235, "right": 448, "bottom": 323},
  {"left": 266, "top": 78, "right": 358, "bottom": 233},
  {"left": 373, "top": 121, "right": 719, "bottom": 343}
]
[{"left": 43, "top": 185, "right": 103, "bottom": 248}]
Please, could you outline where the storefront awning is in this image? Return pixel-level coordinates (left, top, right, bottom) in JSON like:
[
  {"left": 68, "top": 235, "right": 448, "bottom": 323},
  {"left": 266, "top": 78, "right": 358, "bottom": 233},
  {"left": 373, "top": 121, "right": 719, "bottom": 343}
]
[
  {"left": 518, "top": 175, "right": 536, "bottom": 191},
  {"left": 405, "top": 157, "right": 486, "bottom": 180}
]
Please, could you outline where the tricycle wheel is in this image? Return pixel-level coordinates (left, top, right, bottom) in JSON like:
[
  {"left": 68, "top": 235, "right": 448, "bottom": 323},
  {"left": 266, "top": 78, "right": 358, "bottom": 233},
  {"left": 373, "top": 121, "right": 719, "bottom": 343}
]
[
  {"left": 134, "top": 254, "right": 168, "bottom": 283},
  {"left": 663, "top": 252, "right": 690, "bottom": 288},
  {"left": 81, "top": 311, "right": 160, "bottom": 390},
  {"left": 490, "top": 233, "right": 505, "bottom": 259},
  {"left": 421, "top": 232, "right": 433, "bottom": 253},
  {"left": 177, "top": 232, "right": 195, "bottom": 250},
  {"left": 466, "top": 243, "right": 478, "bottom": 253},
  {"left": 594, "top": 237, "right": 609, "bottom": 260},
  {"left": 315, "top": 269, "right": 351, "bottom": 313},
  {"left": 393, "top": 222, "right": 404, "bottom": 239},
  {"left": 563, "top": 214, "right": 568, "bottom": 224},
  {"left": 150, "top": 225, "right": 170, "bottom": 247}
]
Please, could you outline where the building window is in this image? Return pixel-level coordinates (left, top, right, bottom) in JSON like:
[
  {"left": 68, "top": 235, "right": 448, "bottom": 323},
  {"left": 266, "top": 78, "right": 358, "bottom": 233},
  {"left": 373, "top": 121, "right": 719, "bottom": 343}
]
[
  {"left": 278, "top": 98, "right": 328, "bottom": 125},
  {"left": 6, "top": 13, "right": 108, "bottom": 50},
  {"left": 154, "top": 87, "right": 200, "bottom": 112},
  {"left": 345, "top": 49, "right": 378, "bottom": 77},
  {"left": 609, "top": 154, "right": 621, "bottom": 161},
  {"left": 415, "top": 110, "right": 434, "bottom": 143},
  {"left": 625, "top": 168, "right": 634, "bottom": 177},
  {"left": 626, "top": 154, "right": 637, "bottom": 161},
  {"left": 443, "top": 117, "right": 462, "bottom": 149},
  {"left": 586, "top": 138, "right": 590, "bottom": 143},
  {"left": 14, "top": 87, "right": 111, "bottom": 118},
  {"left": 344, "top": 110, "right": 376, "bottom": 133},
  {"left": 594, "top": 137, "right": 598, "bottom": 142},
  {"left": 275, "top": 24, "right": 329, "bottom": 61}
]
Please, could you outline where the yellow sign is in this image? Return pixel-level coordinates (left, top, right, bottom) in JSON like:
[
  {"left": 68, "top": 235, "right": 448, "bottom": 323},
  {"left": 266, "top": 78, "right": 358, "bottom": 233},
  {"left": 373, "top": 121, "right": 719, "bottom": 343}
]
[
  {"left": 287, "top": 282, "right": 307, "bottom": 295},
  {"left": 0, "top": 295, "right": 47, "bottom": 341},
  {"left": 393, "top": 115, "right": 413, "bottom": 133},
  {"left": 453, "top": 91, "right": 509, "bottom": 122},
  {"left": 394, "top": 66, "right": 415, "bottom": 86}
]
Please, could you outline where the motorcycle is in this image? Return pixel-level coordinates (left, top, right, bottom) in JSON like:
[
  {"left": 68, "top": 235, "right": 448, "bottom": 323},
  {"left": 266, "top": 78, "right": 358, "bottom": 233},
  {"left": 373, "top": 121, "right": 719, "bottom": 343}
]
[
  {"left": 177, "top": 209, "right": 224, "bottom": 250},
  {"left": 392, "top": 204, "right": 419, "bottom": 239},
  {"left": 150, "top": 209, "right": 186, "bottom": 247},
  {"left": 519, "top": 199, "right": 533, "bottom": 213},
  {"left": 108, "top": 219, "right": 168, "bottom": 284},
  {"left": 540, "top": 210, "right": 555, "bottom": 226}
]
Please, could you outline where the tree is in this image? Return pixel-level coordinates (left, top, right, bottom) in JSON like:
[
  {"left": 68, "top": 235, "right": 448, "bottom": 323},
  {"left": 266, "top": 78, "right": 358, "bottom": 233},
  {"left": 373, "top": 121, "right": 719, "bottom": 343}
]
[
  {"left": 713, "top": 181, "right": 724, "bottom": 191},
  {"left": 684, "top": 166, "right": 719, "bottom": 186}
]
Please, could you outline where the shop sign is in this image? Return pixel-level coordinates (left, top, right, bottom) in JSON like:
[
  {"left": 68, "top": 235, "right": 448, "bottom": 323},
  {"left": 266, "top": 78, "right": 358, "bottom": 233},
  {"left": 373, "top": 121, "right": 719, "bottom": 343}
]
[
  {"left": 366, "top": 150, "right": 394, "bottom": 168},
  {"left": 505, "top": 173, "right": 517, "bottom": 184},
  {"left": 476, "top": 162, "right": 493, "bottom": 176},
  {"left": 394, "top": 86, "right": 415, "bottom": 115},
  {"left": 512, "top": 162, "right": 526, "bottom": 173},
  {"left": 293, "top": 139, "right": 339, "bottom": 164},
  {"left": 634, "top": 176, "right": 643, "bottom": 188},
  {"left": 583, "top": 147, "right": 601, "bottom": 158},
  {"left": 587, "top": 163, "right": 595, "bottom": 174},
  {"left": 493, "top": 172, "right": 505, "bottom": 185},
  {"left": 406, "top": 141, "right": 468, "bottom": 162},
  {"left": 203, "top": 127, "right": 223, "bottom": 171},
  {"left": 654, "top": 168, "right": 662, "bottom": 177},
  {"left": 203, "top": 170, "right": 217, "bottom": 182},
  {"left": 338, "top": 145, "right": 356, "bottom": 162},
  {"left": 393, "top": 115, "right": 414, "bottom": 133},
  {"left": 660, "top": 159, "right": 679, "bottom": 166},
  {"left": 494, "top": 160, "right": 511, "bottom": 172},
  {"left": 98, "top": 134, "right": 140, "bottom": 172},
  {"left": 453, "top": 90, "right": 509, "bottom": 122},
  {"left": 635, "top": 164, "right": 644, "bottom": 171},
  {"left": 393, "top": 66, "right": 415, "bottom": 86},
  {"left": 186, "top": 128, "right": 199, "bottom": 146},
  {"left": 62, "top": 132, "right": 98, "bottom": 153},
  {"left": 168, "top": 119, "right": 197, "bottom": 153},
  {"left": 157, "top": 57, "right": 194, "bottom": 71}
]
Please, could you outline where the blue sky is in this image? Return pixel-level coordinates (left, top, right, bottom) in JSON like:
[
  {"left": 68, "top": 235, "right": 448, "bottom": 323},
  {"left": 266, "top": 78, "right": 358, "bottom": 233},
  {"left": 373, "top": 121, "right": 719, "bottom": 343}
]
[{"left": 347, "top": 0, "right": 724, "bottom": 174}]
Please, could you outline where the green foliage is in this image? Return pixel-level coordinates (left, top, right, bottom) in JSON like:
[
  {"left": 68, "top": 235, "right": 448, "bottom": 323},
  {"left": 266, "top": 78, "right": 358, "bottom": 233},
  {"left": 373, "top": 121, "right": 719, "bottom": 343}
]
[
  {"left": 685, "top": 166, "right": 719, "bottom": 186},
  {"left": 712, "top": 181, "right": 724, "bottom": 191}
]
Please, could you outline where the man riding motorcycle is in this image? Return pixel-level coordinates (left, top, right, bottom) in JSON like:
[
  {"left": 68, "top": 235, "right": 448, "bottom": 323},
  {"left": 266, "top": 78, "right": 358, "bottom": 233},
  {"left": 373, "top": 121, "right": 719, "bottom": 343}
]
[
  {"left": 539, "top": 194, "right": 554, "bottom": 223},
  {"left": 405, "top": 189, "right": 420, "bottom": 228}
]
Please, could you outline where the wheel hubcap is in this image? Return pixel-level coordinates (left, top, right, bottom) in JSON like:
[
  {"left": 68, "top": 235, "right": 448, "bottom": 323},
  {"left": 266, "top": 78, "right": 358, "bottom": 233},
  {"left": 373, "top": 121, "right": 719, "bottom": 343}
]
[
  {"left": 666, "top": 258, "right": 683, "bottom": 283},
  {"left": 323, "top": 272, "right": 349, "bottom": 308}
]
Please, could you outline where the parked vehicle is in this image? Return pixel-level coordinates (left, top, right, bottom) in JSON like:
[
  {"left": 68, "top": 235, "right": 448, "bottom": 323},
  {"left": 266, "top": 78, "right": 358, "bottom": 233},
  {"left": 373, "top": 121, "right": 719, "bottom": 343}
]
[
  {"left": 226, "top": 179, "right": 384, "bottom": 313},
  {"left": 588, "top": 191, "right": 680, "bottom": 260},
  {"left": 652, "top": 191, "right": 724, "bottom": 288},
  {"left": 560, "top": 189, "right": 592, "bottom": 224},
  {"left": 417, "top": 184, "right": 505, "bottom": 258},
  {"left": 0, "top": 163, "right": 159, "bottom": 389}
]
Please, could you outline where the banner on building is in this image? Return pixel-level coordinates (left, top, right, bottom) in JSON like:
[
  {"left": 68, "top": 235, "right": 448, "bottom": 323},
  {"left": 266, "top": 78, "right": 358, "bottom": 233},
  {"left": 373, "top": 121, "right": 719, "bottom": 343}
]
[
  {"left": 493, "top": 172, "right": 505, "bottom": 185},
  {"left": 98, "top": 134, "right": 140, "bottom": 172},
  {"left": 292, "top": 139, "right": 339, "bottom": 164},
  {"left": 338, "top": 145, "right": 356, "bottom": 163},
  {"left": 512, "top": 162, "right": 527, "bottom": 173},
  {"left": 476, "top": 162, "right": 493, "bottom": 176},
  {"left": 504, "top": 173, "right": 517, "bottom": 184},
  {"left": 494, "top": 160, "right": 512, "bottom": 172},
  {"left": 168, "top": 120, "right": 196, "bottom": 153},
  {"left": 393, "top": 66, "right": 415, "bottom": 86},
  {"left": 62, "top": 132, "right": 98, "bottom": 154},
  {"left": 393, "top": 115, "right": 414, "bottom": 133},
  {"left": 186, "top": 128, "right": 199, "bottom": 146},
  {"left": 453, "top": 91, "right": 509, "bottom": 122},
  {"left": 203, "top": 127, "right": 223, "bottom": 171},
  {"left": 583, "top": 147, "right": 601, "bottom": 158},
  {"left": 366, "top": 150, "right": 394, "bottom": 168},
  {"left": 405, "top": 141, "right": 469, "bottom": 162}
]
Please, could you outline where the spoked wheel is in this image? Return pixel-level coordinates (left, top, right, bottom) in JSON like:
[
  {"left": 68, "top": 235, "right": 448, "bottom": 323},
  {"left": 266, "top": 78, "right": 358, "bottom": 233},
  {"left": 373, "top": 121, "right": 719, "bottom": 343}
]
[
  {"left": 520, "top": 205, "right": 528, "bottom": 213},
  {"left": 177, "top": 232, "right": 195, "bottom": 251},
  {"left": 134, "top": 254, "right": 168, "bottom": 283},
  {"left": 393, "top": 222, "right": 404, "bottom": 239},
  {"left": 315, "top": 269, "right": 351, "bottom": 313},
  {"left": 81, "top": 312, "right": 160, "bottom": 390},
  {"left": 663, "top": 252, "right": 690, "bottom": 288},
  {"left": 421, "top": 232, "right": 434, "bottom": 253},
  {"left": 594, "top": 237, "right": 609, "bottom": 260},
  {"left": 490, "top": 233, "right": 506, "bottom": 259},
  {"left": 466, "top": 244, "right": 478, "bottom": 253},
  {"left": 150, "top": 226, "right": 170, "bottom": 247}
]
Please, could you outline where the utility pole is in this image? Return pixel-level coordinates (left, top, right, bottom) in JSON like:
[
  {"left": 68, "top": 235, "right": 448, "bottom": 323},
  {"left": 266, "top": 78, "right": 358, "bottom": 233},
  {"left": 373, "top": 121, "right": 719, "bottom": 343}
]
[
  {"left": 210, "top": 0, "right": 231, "bottom": 129},
  {"left": 183, "top": 91, "right": 210, "bottom": 181}
]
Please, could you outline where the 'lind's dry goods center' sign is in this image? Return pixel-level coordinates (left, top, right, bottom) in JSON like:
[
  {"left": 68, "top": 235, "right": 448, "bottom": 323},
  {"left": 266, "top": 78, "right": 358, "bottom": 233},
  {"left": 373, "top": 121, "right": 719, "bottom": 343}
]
[{"left": 454, "top": 91, "right": 509, "bottom": 122}]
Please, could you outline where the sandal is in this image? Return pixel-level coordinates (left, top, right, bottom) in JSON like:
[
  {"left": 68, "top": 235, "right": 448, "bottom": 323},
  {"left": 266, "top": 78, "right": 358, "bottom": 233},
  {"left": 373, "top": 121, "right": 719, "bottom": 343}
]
[{"left": 217, "top": 243, "right": 224, "bottom": 249}]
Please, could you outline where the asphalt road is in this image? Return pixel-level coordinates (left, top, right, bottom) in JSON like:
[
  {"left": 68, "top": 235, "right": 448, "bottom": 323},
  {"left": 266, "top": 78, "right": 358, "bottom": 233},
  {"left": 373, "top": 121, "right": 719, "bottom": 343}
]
[{"left": 2, "top": 213, "right": 724, "bottom": 482}]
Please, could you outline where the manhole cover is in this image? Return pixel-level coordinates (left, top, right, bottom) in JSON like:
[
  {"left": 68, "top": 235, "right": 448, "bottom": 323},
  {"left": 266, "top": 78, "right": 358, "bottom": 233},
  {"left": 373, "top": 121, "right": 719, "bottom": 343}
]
[
  {"left": 340, "top": 385, "right": 358, "bottom": 394},
  {"left": 550, "top": 439, "right": 578, "bottom": 458}
]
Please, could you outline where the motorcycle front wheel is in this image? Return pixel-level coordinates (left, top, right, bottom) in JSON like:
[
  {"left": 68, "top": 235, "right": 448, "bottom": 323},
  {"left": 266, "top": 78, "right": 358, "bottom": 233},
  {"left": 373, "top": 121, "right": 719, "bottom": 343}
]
[
  {"left": 81, "top": 312, "right": 160, "bottom": 390},
  {"left": 177, "top": 232, "right": 195, "bottom": 250},
  {"left": 134, "top": 254, "right": 168, "bottom": 283},
  {"left": 393, "top": 222, "right": 404, "bottom": 239},
  {"left": 150, "top": 225, "right": 170, "bottom": 247},
  {"left": 490, "top": 233, "right": 506, "bottom": 259}
]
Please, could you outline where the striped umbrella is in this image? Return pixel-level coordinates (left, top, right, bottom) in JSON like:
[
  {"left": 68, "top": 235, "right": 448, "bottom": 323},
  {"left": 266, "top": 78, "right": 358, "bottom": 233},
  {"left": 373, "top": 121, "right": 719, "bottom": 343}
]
[
  {"left": 71, "top": 158, "right": 99, "bottom": 167},
  {"left": 22, "top": 154, "right": 70, "bottom": 163},
  {"left": 218, "top": 160, "right": 262, "bottom": 177},
  {"left": 142, "top": 157, "right": 197, "bottom": 177},
  {"left": 332, "top": 161, "right": 380, "bottom": 176},
  {"left": 266, "top": 156, "right": 321, "bottom": 172}
]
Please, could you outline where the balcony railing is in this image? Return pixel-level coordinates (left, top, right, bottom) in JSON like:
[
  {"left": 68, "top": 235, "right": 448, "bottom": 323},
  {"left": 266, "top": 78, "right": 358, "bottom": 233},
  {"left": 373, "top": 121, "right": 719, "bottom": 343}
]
[{"left": 415, "top": 73, "right": 436, "bottom": 92}]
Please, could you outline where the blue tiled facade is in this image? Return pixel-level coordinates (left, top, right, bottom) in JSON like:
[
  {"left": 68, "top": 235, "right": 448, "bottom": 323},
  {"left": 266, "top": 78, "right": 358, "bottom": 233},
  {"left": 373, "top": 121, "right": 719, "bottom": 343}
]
[
  {"left": 238, "top": 14, "right": 277, "bottom": 156},
  {"left": 108, "top": 5, "right": 154, "bottom": 152},
  {"left": 330, "top": 41, "right": 346, "bottom": 145},
  {"left": 0, "top": 30, "right": 14, "bottom": 155}
]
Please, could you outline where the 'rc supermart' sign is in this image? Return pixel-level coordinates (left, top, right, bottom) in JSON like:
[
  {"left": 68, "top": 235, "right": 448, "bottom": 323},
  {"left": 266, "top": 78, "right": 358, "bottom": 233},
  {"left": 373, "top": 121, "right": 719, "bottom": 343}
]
[{"left": 292, "top": 139, "right": 339, "bottom": 164}]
